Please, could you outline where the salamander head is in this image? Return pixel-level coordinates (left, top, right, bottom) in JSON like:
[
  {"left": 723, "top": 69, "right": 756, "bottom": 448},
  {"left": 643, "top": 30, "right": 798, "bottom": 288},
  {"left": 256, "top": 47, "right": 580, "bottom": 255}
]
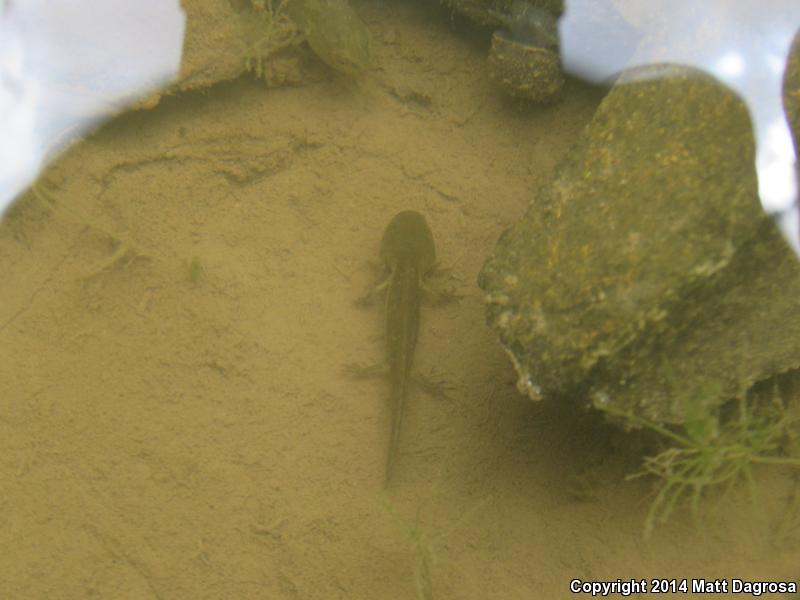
[{"left": 380, "top": 210, "right": 436, "bottom": 271}]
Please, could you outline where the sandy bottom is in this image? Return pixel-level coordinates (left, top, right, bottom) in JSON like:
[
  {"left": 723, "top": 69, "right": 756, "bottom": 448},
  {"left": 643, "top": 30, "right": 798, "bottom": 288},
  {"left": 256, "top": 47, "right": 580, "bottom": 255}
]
[{"left": 1, "top": 1, "right": 799, "bottom": 598}]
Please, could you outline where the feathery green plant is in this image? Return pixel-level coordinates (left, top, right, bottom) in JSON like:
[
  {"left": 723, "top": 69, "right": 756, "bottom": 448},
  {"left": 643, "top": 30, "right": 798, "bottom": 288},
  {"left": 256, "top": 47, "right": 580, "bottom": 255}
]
[
  {"left": 381, "top": 493, "right": 490, "bottom": 600},
  {"left": 243, "top": 0, "right": 301, "bottom": 82},
  {"left": 600, "top": 388, "right": 800, "bottom": 538}
]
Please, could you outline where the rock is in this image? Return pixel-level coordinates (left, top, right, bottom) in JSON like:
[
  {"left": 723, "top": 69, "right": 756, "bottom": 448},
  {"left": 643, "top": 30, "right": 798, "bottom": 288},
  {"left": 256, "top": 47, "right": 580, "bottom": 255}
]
[
  {"left": 286, "top": 0, "right": 370, "bottom": 76},
  {"left": 443, "top": 0, "right": 565, "bottom": 103},
  {"left": 134, "top": 0, "right": 367, "bottom": 109},
  {"left": 488, "top": 30, "right": 563, "bottom": 103},
  {"left": 442, "top": 0, "right": 563, "bottom": 25},
  {"left": 478, "top": 40, "right": 800, "bottom": 424}
]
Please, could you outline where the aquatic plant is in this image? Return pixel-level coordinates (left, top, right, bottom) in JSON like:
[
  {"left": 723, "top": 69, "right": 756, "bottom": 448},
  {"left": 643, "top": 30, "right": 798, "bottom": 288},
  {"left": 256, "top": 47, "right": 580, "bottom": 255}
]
[
  {"left": 187, "top": 256, "right": 205, "bottom": 284},
  {"left": 32, "top": 179, "right": 149, "bottom": 278},
  {"left": 772, "top": 474, "right": 800, "bottom": 547},
  {"left": 382, "top": 496, "right": 437, "bottom": 600},
  {"left": 243, "top": 0, "right": 302, "bottom": 82},
  {"left": 600, "top": 388, "right": 800, "bottom": 539},
  {"left": 381, "top": 493, "right": 489, "bottom": 600}
]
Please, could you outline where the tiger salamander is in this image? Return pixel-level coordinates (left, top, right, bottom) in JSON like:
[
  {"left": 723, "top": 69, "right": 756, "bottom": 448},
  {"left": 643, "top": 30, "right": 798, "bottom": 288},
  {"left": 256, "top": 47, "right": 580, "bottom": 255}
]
[{"left": 379, "top": 210, "right": 436, "bottom": 481}]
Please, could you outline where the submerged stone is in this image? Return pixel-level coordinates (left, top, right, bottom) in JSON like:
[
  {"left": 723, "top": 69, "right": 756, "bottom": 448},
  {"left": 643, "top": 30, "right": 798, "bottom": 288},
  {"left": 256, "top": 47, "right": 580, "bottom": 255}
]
[
  {"left": 287, "top": 0, "right": 370, "bottom": 76},
  {"left": 479, "top": 57, "right": 800, "bottom": 424}
]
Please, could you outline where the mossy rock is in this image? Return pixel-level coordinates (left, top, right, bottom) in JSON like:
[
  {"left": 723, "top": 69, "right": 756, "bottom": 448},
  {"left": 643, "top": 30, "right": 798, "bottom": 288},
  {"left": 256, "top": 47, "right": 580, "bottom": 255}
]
[{"left": 479, "top": 42, "right": 800, "bottom": 424}]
